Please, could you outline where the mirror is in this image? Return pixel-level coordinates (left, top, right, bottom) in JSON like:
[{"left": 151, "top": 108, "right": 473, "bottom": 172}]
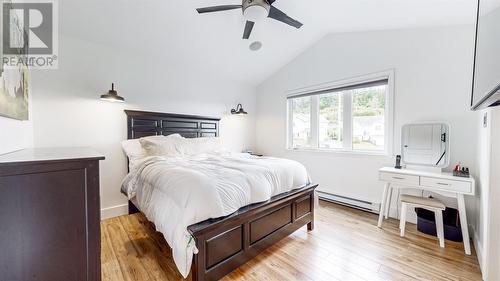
[{"left": 401, "top": 123, "right": 450, "bottom": 168}]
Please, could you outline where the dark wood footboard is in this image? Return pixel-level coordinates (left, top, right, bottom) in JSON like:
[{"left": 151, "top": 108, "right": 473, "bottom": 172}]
[{"left": 187, "top": 184, "right": 317, "bottom": 281}]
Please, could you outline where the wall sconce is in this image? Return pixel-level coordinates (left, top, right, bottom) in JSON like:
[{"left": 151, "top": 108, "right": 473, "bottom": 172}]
[
  {"left": 231, "top": 103, "right": 248, "bottom": 115},
  {"left": 100, "top": 83, "right": 125, "bottom": 103}
]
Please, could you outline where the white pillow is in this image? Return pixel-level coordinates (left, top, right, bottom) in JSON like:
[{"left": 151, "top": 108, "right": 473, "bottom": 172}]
[
  {"left": 139, "top": 134, "right": 184, "bottom": 156},
  {"left": 121, "top": 139, "right": 146, "bottom": 168},
  {"left": 176, "top": 137, "right": 226, "bottom": 155},
  {"left": 122, "top": 134, "right": 183, "bottom": 166}
]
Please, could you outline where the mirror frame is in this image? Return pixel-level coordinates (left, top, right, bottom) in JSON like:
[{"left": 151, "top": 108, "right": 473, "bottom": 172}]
[{"left": 401, "top": 122, "right": 451, "bottom": 168}]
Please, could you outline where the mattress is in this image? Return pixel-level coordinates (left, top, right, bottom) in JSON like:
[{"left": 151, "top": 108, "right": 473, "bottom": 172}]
[{"left": 121, "top": 152, "right": 310, "bottom": 278}]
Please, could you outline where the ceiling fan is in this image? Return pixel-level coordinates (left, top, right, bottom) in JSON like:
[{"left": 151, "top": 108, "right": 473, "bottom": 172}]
[{"left": 196, "top": 0, "right": 303, "bottom": 40}]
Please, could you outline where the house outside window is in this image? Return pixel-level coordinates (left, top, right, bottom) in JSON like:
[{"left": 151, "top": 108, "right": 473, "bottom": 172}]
[{"left": 287, "top": 71, "right": 394, "bottom": 155}]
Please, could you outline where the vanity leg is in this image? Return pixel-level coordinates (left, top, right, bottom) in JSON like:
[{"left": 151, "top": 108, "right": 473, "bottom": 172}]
[
  {"left": 378, "top": 183, "right": 390, "bottom": 228},
  {"left": 457, "top": 194, "right": 471, "bottom": 255},
  {"left": 435, "top": 210, "right": 445, "bottom": 248},
  {"left": 385, "top": 186, "right": 393, "bottom": 219},
  {"left": 399, "top": 203, "right": 407, "bottom": 236}
]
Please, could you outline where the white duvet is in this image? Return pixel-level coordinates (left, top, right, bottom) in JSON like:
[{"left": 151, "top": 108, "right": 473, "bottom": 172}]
[{"left": 121, "top": 152, "right": 310, "bottom": 278}]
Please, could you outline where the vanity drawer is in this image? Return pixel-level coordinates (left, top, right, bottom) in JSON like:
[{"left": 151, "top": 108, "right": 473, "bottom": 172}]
[
  {"left": 420, "top": 177, "right": 472, "bottom": 193},
  {"left": 380, "top": 172, "right": 419, "bottom": 186}
]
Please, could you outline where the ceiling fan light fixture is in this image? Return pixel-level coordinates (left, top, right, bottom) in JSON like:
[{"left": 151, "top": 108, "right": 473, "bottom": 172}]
[
  {"left": 196, "top": 0, "right": 303, "bottom": 40},
  {"left": 243, "top": 5, "right": 269, "bottom": 22}
]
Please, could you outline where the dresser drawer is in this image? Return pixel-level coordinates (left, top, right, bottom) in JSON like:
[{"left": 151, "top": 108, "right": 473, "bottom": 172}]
[
  {"left": 380, "top": 172, "right": 419, "bottom": 186},
  {"left": 420, "top": 177, "right": 472, "bottom": 193}
]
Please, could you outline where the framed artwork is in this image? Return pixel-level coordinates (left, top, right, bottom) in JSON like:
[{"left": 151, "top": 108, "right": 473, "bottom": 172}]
[
  {"left": 0, "top": 68, "right": 29, "bottom": 121},
  {"left": 0, "top": 1, "right": 30, "bottom": 121}
]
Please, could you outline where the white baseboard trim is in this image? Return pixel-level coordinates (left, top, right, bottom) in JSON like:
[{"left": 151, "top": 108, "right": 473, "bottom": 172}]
[
  {"left": 473, "top": 230, "right": 487, "bottom": 281},
  {"left": 101, "top": 204, "right": 128, "bottom": 220}
]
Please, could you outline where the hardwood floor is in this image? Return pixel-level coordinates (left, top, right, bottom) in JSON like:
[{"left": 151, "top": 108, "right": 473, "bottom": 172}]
[{"left": 101, "top": 200, "right": 482, "bottom": 281}]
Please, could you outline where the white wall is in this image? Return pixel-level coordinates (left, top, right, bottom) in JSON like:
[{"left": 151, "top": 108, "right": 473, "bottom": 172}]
[
  {"left": 475, "top": 107, "right": 500, "bottom": 280},
  {"left": 31, "top": 35, "right": 256, "bottom": 219},
  {"left": 0, "top": 115, "right": 33, "bottom": 155},
  {"left": 256, "top": 26, "right": 476, "bottom": 216},
  {"left": 487, "top": 109, "right": 500, "bottom": 281},
  {"left": 475, "top": 109, "right": 492, "bottom": 277}
]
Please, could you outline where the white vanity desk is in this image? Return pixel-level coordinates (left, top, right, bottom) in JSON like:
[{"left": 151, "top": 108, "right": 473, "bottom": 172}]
[{"left": 377, "top": 167, "right": 475, "bottom": 255}]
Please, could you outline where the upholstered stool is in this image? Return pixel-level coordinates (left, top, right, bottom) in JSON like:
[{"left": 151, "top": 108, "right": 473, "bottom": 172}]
[{"left": 399, "top": 194, "right": 446, "bottom": 248}]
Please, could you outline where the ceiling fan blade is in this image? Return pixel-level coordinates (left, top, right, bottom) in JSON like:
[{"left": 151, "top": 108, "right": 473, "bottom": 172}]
[
  {"left": 243, "top": 21, "right": 255, "bottom": 39},
  {"left": 196, "top": 5, "right": 242, "bottom": 14},
  {"left": 266, "top": 0, "right": 277, "bottom": 4},
  {"left": 268, "top": 6, "right": 303, "bottom": 29}
]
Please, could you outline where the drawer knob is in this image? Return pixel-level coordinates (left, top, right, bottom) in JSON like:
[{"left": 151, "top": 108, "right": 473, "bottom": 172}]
[
  {"left": 437, "top": 182, "right": 450, "bottom": 186},
  {"left": 392, "top": 177, "right": 405, "bottom": 180}
]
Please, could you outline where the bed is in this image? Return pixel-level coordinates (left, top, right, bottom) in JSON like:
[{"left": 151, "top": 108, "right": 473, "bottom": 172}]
[{"left": 122, "top": 110, "right": 318, "bottom": 281}]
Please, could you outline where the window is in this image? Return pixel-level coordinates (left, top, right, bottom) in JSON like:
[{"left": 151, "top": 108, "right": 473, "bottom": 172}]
[
  {"left": 287, "top": 72, "right": 393, "bottom": 154},
  {"left": 352, "top": 85, "right": 386, "bottom": 151},
  {"left": 291, "top": 96, "right": 312, "bottom": 148},
  {"left": 319, "top": 92, "right": 343, "bottom": 149}
]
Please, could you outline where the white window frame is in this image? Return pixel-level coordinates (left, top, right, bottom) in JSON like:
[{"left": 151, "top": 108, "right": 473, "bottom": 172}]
[{"left": 286, "top": 70, "right": 395, "bottom": 156}]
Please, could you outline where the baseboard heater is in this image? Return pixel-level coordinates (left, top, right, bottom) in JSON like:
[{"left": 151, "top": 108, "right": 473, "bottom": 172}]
[{"left": 317, "top": 191, "right": 379, "bottom": 213}]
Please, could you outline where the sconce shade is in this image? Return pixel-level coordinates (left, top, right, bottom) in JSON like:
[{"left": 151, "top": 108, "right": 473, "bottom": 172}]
[
  {"left": 231, "top": 103, "right": 248, "bottom": 115},
  {"left": 101, "top": 83, "right": 125, "bottom": 102}
]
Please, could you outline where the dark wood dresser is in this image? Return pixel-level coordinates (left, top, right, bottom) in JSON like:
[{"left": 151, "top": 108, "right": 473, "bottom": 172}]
[{"left": 0, "top": 148, "right": 105, "bottom": 281}]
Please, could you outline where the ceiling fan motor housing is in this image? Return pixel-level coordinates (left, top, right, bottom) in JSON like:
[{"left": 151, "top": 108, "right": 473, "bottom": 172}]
[{"left": 242, "top": 0, "right": 270, "bottom": 21}]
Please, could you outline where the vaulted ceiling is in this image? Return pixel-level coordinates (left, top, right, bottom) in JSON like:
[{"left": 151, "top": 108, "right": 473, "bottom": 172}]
[{"left": 60, "top": 0, "right": 477, "bottom": 85}]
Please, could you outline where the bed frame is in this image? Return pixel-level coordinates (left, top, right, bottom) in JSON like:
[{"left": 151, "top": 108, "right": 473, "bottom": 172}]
[{"left": 125, "top": 110, "right": 317, "bottom": 281}]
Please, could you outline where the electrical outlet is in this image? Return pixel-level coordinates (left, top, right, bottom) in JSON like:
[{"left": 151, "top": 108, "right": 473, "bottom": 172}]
[{"left": 484, "top": 112, "right": 488, "bottom": 128}]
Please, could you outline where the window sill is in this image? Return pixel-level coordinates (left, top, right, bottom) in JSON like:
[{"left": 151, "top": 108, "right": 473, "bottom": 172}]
[{"left": 286, "top": 147, "right": 392, "bottom": 157}]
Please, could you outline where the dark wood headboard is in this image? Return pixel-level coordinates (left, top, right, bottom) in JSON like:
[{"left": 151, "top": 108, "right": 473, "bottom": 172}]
[{"left": 125, "top": 110, "right": 220, "bottom": 140}]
